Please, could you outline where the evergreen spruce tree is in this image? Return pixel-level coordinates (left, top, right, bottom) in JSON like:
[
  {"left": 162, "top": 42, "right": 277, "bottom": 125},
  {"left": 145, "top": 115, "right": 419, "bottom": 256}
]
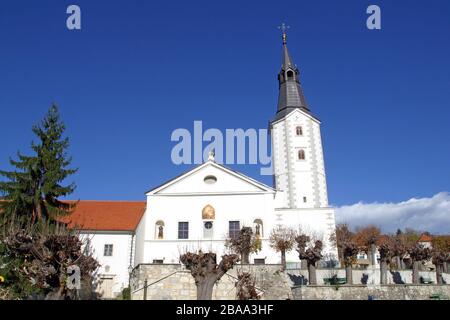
[{"left": 0, "top": 104, "right": 77, "bottom": 226}]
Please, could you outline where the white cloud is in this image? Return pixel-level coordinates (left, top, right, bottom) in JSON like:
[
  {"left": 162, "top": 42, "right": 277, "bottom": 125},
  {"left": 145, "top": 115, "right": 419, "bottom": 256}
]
[{"left": 335, "top": 192, "right": 450, "bottom": 234}]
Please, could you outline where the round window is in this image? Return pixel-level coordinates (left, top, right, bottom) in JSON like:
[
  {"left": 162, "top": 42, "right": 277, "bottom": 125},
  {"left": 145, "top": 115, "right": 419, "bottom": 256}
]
[
  {"left": 204, "top": 175, "right": 217, "bottom": 184},
  {"left": 204, "top": 221, "right": 213, "bottom": 229}
]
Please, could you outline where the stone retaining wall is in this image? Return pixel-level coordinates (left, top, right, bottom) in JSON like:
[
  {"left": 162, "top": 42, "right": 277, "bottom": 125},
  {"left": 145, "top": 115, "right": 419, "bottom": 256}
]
[
  {"left": 130, "top": 264, "right": 292, "bottom": 300},
  {"left": 130, "top": 264, "right": 450, "bottom": 300},
  {"left": 292, "top": 284, "right": 450, "bottom": 300},
  {"left": 285, "top": 267, "right": 450, "bottom": 285}
]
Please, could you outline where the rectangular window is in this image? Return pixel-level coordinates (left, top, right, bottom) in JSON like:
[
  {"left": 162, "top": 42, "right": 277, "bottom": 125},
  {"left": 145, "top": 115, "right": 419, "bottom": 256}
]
[
  {"left": 229, "top": 221, "right": 240, "bottom": 239},
  {"left": 152, "top": 259, "right": 163, "bottom": 264},
  {"left": 254, "top": 258, "right": 266, "bottom": 265},
  {"left": 178, "top": 222, "right": 189, "bottom": 239},
  {"left": 104, "top": 244, "right": 113, "bottom": 256}
]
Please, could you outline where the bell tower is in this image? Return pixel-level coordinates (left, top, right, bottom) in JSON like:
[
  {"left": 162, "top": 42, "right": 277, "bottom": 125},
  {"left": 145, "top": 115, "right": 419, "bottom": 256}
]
[{"left": 270, "top": 25, "right": 330, "bottom": 209}]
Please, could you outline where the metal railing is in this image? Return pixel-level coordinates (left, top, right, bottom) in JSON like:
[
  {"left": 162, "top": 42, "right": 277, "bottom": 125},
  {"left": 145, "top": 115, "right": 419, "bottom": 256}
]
[{"left": 131, "top": 270, "right": 189, "bottom": 300}]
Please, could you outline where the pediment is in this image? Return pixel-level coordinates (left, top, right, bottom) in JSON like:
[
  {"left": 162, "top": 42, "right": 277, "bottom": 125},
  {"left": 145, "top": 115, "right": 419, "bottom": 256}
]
[{"left": 147, "top": 162, "right": 274, "bottom": 195}]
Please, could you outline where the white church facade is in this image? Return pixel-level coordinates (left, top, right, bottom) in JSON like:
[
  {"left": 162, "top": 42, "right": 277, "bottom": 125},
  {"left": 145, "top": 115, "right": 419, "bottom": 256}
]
[
  {"left": 136, "top": 151, "right": 337, "bottom": 266},
  {"left": 67, "top": 31, "right": 338, "bottom": 298}
]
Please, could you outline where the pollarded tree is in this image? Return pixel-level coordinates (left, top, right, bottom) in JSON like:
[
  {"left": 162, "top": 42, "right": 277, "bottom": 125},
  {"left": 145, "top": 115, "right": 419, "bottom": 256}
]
[
  {"left": 295, "top": 234, "right": 310, "bottom": 269},
  {"left": 297, "top": 237, "right": 323, "bottom": 285},
  {"left": 432, "top": 250, "right": 447, "bottom": 285},
  {"left": 235, "top": 271, "right": 260, "bottom": 300},
  {"left": 342, "top": 241, "right": 359, "bottom": 285},
  {"left": 269, "top": 226, "right": 296, "bottom": 271},
  {"left": 432, "top": 235, "right": 450, "bottom": 272},
  {"left": 333, "top": 223, "right": 354, "bottom": 266},
  {"left": 378, "top": 240, "right": 392, "bottom": 285},
  {"left": 180, "top": 251, "right": 239, "bottom": 300},
  {"left": 391, "top": 232, "right": 407, "bottom": 270},
  {"left": 0, "top": 225, "right": 99, "bottom": 300},
  {"left": 354, "top": 225, "right": 380, "bottom": 266},
  {"left": 431, "top": 236, "right": 450, "bottom": 285},
  {"left": 226, "top": 227, "right": 260, "bottom": 264},
  {"left": 408, "top": 244, "right": 431, "bottom": 284},
  {"left": 0, "top": 105, "right": 77, "bottom": 227},
  {"left": 333, "top": 223, "right": 358, "bottom": 284}
]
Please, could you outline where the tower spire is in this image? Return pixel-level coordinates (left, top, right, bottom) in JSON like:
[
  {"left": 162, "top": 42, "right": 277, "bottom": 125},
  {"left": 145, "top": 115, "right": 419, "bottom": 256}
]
[{"left": 274, "top": 24, "right": 310, "bottom": 121}]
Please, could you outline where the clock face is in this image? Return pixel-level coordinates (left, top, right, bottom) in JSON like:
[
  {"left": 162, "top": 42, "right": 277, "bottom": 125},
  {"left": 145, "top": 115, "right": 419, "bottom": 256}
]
[{"left": 204, "top": 221, "right": 213, "bottom": 229}]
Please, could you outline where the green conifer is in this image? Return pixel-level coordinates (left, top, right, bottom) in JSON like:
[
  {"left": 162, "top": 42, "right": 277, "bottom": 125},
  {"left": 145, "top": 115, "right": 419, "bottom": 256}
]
[{"left": 0, "top": 104, "right": 77, "bottom": 226}]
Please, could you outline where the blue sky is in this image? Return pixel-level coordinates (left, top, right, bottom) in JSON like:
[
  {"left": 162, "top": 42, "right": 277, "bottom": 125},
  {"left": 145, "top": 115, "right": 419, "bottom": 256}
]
[{"left": 0, "top": 0, "right": 449, "bottom": 214}]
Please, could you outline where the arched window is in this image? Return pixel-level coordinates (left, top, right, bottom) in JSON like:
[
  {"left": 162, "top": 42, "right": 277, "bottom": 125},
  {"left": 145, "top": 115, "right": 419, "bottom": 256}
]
[
  {"left": 298, "top": 149, "right": 305, "bottom": 160},
  {"left": 253, "top": 219, "right": 263, "bottom": 238},
  {"left": 155, "top": 220, "right": 165, "bottom": 239},
  {"left": 296, "top": 126, "right": 303, "bottom": 136},
  {"left": 286, "top": 70, "right": 294, "bottom": 80}
]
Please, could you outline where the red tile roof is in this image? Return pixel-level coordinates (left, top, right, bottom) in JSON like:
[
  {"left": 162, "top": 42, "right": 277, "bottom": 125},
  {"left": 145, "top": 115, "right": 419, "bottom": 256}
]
[
  {"left": 61, "top": 201, "right": 146, "bottom": 232},
  {"left": 418, "top": 233, "right": 433, "bottom": 242}
]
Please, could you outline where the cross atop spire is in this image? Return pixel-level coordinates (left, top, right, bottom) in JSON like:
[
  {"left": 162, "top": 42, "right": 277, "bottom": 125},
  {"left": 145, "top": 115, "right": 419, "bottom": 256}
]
[
  {"left": 278, "top": 22, "right": 290, "bottom": 44},
  {"left": 272, "top": 25, "right": 311, "bottom": 122}
]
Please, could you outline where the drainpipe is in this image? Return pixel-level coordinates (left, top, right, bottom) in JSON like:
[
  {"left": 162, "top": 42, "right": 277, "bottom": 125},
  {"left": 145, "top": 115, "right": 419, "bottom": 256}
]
[
  {"left": 129, "top": 233, "right": 135, "bottom": 268},
  {"left": 128, "top": 234, "right": 135, "bottom": 289}
]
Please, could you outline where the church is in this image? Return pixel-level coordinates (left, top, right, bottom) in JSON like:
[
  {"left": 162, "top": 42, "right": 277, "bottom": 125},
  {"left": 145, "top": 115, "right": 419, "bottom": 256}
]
[{"left": 67, "top": 30, "right": 338, "bottom": 298}]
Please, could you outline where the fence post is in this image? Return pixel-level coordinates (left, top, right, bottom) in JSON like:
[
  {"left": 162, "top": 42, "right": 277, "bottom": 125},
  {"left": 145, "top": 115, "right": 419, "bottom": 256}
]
[{"left": 143, "top": 279, "right": 148, "bottom": 300}]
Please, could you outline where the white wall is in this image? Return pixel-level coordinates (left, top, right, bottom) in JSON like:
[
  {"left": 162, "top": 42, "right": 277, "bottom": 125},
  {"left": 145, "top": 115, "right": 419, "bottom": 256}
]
[
  {"left": 80, "top": 232, "right": 133, "bottom": 297},
  {"left": 134, "top": 136, "right": 337, "bottom": 267},
  {"left": 137, "top": 194, "right": 338, "bottom": 265},
  {"left": 275, "top": 207, "right": 338, "bottom": 263},
  {"left": 134, "top": 214, "right": 146, "bottom": 267},
  {"left": 271, "top": 109, "right": 329, "bottom": 209},
  {"left": 140, "top": 192, "right": 276, "bottom": 263}
]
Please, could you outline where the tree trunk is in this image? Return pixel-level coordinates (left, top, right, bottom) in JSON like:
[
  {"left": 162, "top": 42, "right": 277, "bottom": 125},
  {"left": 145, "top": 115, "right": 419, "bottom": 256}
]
[
  {"left": 367, "top": 249, "right": 373, "bottom": 265},
  {"left": 31, "top": 208, "right": 37, "bottom": 225},
  {"left": 301, "top": 259, "right": 307, "bottom": 269},
  {"left": 281, "top": 250, "right": 286, "bottom": 271},
  {"left": 308, "top": 263, "right": 317, "bottom": 285},
  {"left": 443, "top": 262, "right": 448, "bottom": 274},
  {"left": 436, "top": 263, "right": 443, "bottom": 285},
  {"left": 399, "top": 256, "right": 405, "bottom": 270},
  {"left": 370, "top": 243, "right": 377, "bottom": 266},
  {"left": 241, "top": 249, "right": 249, "bottom": 264},
  {"left": 419, "top": 262, "right": 426, "bottom": 271},
  {"left": 412, "top": 261, "right": 420, "bottom": 284},
  {"left": 36, "top": 200, "right": 43, "bottom": 221},
  {"left": 396, "top": 256, "right": 401, "bottom": 270},
  {"left": 345, "top": 264, "right": 353, "bottom": 285},
  {"left": 380, "top": 260, "right": 388, "bottom": 284},
  {"left": 196, "top": 276, "right": 217, "bottom": 300}
]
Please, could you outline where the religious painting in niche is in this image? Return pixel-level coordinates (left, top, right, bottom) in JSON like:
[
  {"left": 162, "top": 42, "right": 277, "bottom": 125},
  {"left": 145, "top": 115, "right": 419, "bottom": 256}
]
[
  {"left": 202, "top": 204, "right": 215, "bottom": 220},
  {"left": 155, "top": 220, "right": 165, "bottom": 239},
  {"left": 253, "top": 219, "right": 263, "bottom": 238}
]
